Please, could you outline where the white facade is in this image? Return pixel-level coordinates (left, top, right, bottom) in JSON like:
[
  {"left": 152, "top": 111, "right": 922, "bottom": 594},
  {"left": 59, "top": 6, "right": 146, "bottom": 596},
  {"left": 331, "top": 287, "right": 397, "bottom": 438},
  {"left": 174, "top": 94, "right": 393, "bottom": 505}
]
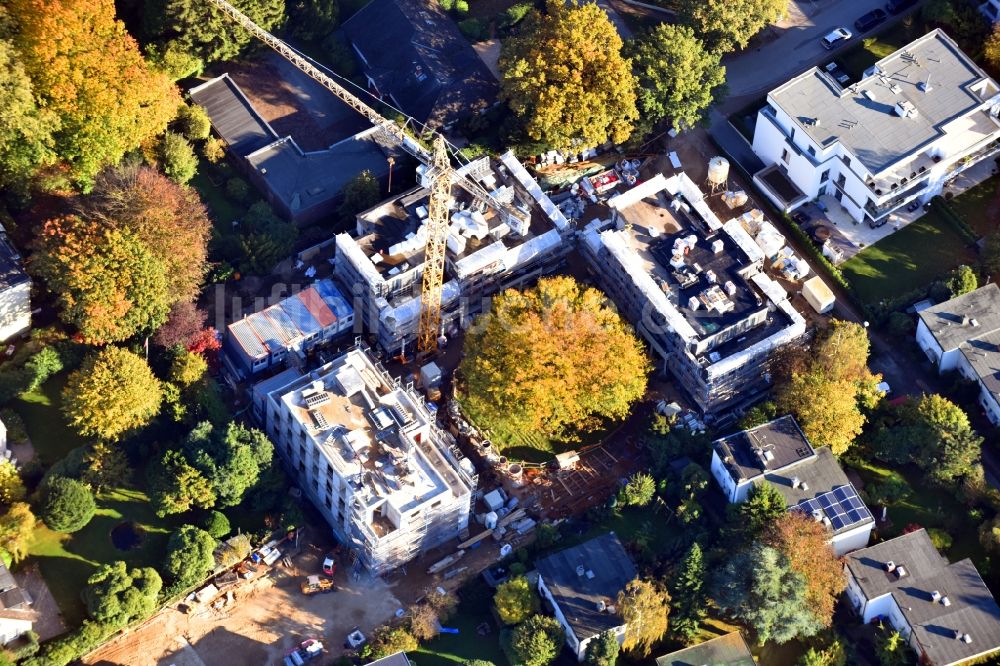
[
  {"left": 0, "top": 616, "right": 32, "bottom": 646},
  {"left": 254, "top": 346, "right": 475, "bottom": 574},
  {"left": 537, "top": 574, "right": 626, "bottom": 661},
  {"left": 752, "top": 30, "right": 1000, "bottom": 225}
]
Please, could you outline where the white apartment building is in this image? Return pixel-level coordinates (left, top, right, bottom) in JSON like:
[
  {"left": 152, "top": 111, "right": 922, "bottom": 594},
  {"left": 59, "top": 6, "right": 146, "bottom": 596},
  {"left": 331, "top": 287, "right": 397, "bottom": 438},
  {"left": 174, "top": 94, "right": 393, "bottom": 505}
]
[
  {"left": 252, "top": 345, "right": 476, "bottom": 574},
  {"left": 710, "top": 415, "right": 874, "bottom": 555},
  {"left": 916, "top": 284, "right": 1000, "bottom": 425},
  {"left": 752, "top": 29, "right": 1000, "bottom": 225},
  {"left": 0, "top": 228, "right": 30, "bottom": 343},
  {"left": 334, "top": 152, "right": 572, "bottom": 357},
  {"left": 579, "top": 172, "right": 807, "bottom": 414}
]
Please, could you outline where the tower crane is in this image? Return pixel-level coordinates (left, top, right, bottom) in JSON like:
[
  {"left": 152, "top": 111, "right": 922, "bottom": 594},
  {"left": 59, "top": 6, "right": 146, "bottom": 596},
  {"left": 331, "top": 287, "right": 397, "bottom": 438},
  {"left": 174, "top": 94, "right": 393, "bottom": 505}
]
[{"left": 205, "top": 0, "right": 527, "bottom": 355}]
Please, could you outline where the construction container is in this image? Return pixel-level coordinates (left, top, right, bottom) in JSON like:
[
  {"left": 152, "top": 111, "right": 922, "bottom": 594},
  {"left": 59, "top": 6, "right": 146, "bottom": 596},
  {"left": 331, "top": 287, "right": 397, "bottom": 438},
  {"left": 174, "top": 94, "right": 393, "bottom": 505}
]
[{"left": 802, "top": 276, "right": 835, "bottom": 314}]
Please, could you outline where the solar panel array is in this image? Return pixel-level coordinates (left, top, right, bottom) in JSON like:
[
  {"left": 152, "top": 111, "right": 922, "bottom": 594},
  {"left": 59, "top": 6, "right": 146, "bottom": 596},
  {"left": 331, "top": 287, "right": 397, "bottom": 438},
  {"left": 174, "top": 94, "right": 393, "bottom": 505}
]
[{"left": 796, "top": 484, "right": 872, "bottom": 531}]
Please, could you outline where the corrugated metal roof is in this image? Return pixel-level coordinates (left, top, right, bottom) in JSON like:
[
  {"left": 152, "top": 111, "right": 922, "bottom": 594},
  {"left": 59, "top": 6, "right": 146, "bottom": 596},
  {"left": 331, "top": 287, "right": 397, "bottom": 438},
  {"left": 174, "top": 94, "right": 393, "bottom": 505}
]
[
  {"left": 313, "top": 280, "right": 352, "bottom": 322},
  {"left": 189, "top": 75, "right": 276, "bottom": 156},
  {"left": 246, "top": 312, "right": 282, "bottom": 353},
  {"left": 228, "top": 319, "right": 268, "bottom": 359},
  {"left": 280, "top": 290, "right": 323, "bottom": 334},
  {"left": 298, "top": 287, "right": 337, "bottom": 329},
  {"left": 262, "top": 303, "right": 302, "bottom": 345}
]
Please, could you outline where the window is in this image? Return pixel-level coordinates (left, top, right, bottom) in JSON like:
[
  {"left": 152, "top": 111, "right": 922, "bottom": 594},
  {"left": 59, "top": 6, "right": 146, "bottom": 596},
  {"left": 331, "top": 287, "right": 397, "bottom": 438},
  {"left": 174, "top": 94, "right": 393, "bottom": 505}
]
[
  {"left": 808, "top": 145, "right": 816, "bottom": 157},
  {"left": 820, "top": 169, "right": 830, "bottom": 183},
  {"left": 781, "top": 148, "right": 790, "bottom": 163},
  {"left": 790, "top": 128, "right": 796, "bottom": 141}
]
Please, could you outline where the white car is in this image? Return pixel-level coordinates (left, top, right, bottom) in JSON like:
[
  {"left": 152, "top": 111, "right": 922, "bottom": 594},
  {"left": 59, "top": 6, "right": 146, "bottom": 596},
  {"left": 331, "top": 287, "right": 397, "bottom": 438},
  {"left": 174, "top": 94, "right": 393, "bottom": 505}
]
[{"left": 821, "top": 27, "right": 853, "bottom": 50}]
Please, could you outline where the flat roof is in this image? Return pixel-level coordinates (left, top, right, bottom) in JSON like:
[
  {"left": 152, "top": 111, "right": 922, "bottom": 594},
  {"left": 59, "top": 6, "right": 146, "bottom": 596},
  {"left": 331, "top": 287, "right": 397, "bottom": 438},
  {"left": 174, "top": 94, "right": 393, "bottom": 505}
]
[
  {"left": 919, "top": 283, "right": 1000, "bottom": 352},
  {"left": 655, "top": 632, "right": 755, "bottom": 666},
  {"left": 769, "top": 29, "right": 999, "bottom": 175},
  {"left": 535, "top": 532, "right": 637, "bottom": 642},
  {"left": 714, "top": 415, "right": 816, "bottom": 482},
  {"left": 846, "top": 530, "right": 1000, "bottom": 666}
]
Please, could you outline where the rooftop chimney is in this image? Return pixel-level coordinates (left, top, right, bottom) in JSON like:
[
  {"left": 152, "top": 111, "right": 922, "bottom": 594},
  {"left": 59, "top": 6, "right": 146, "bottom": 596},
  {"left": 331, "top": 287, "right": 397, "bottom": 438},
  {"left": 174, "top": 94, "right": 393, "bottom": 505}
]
[
  {"left": 932, "top": 590, "right": 942, "bottom": 602},
  {"left": 791, "top": 477, "right": 802, "bottom": 489},
  {"left": 942, "top": 596, "right": 951, "bottom": 606},
  {"left": 896, "top": 566, "right": 908, "bottom": 578},
  {"left": 963, "top": 633, "right": 973, "bottom": 644},
  {"left": 886, "top": 561, "right": 896, "bottom": 572}
]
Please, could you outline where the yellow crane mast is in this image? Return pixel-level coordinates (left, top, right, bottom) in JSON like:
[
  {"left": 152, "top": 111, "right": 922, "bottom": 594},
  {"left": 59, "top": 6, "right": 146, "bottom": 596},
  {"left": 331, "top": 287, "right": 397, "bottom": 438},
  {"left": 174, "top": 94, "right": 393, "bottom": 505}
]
[{"left": 417, "top": 137, "right": 452, "bottom": 355}]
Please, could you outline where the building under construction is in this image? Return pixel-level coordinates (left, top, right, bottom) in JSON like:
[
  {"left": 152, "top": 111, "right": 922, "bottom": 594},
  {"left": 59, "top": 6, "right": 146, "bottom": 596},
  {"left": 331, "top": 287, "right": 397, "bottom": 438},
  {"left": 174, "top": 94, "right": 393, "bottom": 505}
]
[
  {"left": 334, "top": 152, "right": 574, "bottom": 356},
  {"left": 252, "top": 345, "right": 476, "bottom": 574},
  {"left": 580, "top": 172, "right": 808, "bottom": 415}
]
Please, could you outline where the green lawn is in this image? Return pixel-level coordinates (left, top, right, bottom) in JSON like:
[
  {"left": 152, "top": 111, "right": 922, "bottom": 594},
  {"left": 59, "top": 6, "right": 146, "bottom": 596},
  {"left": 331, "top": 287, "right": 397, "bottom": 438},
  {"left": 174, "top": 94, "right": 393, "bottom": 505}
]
[
  {"left": 28, "top": 487, "right": 181, "bottom": 627},
  {"left": 12, "top": 374, "right": 87, "bottom": 466},
  {"left": 190, "top": 165, "right": 248, "bottom": 232},
  {"left": 840, "top": 209, "right": 976, "bottom": 304},
  {"left": 412, "top": 579, "right": 510, "bottom": 666},
  {"left": 947, "top": 175, "right": 1000, "bottom": 238}
]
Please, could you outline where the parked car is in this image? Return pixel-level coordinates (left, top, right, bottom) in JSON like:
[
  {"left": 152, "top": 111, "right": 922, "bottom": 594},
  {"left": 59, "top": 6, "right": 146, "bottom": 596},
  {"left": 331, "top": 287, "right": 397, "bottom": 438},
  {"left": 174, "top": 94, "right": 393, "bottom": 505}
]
[
  {"left": 886, "top": 0, "right": 917, "bottom": 15},
  {"left": 855, "top": 9, "right": 887, "bottom": 32},
  {"left": 869, "top": 216, "right": 888, "bottom": 229},
  {"left": 821, "top": 27, "right": 853, "bottom": 50},
  {"left": 322, "top": 554, "right": 336, "bottom": 577}
]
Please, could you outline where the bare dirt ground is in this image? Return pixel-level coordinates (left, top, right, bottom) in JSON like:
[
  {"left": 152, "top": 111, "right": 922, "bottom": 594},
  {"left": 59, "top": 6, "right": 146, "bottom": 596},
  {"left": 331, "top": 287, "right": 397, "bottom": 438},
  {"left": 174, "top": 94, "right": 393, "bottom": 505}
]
[{"left": 224, "top": 60, "right": 338, "bottom": 152}]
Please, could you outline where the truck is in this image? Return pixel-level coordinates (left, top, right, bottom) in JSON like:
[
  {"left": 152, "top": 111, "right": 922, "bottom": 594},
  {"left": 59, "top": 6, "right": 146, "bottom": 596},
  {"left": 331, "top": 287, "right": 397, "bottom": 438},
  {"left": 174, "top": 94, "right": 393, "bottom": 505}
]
[
  {"left": 300, "top": 575, "right": 335, "bottom": 595},
  {"left": 283, "top": 638, "right": 323, "bottom": 666}
]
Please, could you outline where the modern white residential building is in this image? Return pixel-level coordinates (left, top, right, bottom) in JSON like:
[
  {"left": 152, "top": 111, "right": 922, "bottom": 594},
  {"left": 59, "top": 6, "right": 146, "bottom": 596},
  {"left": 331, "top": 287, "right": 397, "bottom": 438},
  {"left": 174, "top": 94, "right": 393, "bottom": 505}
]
[
  {"left": 580, "top": 172, "right": 807, "bottom": 414},
  {"left": 845, "top": 529, "right": 1000, "bottom": 666},
  {"left": 334, "top": 152, "right": 572, "bottom": 356},
  {"left": 535, "top": 532, "right": 637, "bottom": 661},
  {"left": 752, "top": 29, "right": 1000, "bottom": 225},
  {"left": 252, "top": 345, "right": 476, "bottom": 574},
  {"left": 0, "top": 561, "right": 34, "bottom": 646},
  {"left": 710, "top": 415, "right": 874, "bottom": 555},
  {"left": 916, "top": 283, "right": 1000, "bottom": 425}
]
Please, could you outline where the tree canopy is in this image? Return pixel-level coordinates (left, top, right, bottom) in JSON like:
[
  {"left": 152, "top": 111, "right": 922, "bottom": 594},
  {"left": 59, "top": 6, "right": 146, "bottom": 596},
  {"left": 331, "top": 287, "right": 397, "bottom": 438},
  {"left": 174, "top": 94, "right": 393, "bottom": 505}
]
[
  {"left": 736, "top": 482, "right": 787, "bottom": 537},
  {"left": 670, "top": 542, "right": 707, "bottom": 641},
  {"left": 947, "top": 265, "right": 978, "bottom": 298},
  {"left": 0, "top": 503, "right": 36, "bottom": 562},
  {"left": 617, "top": 578, "right": 670, "bottom": 656},
  {"left": 775, "top": 320, "right": 881, "bottom": 455},
  {"left": 714, "top": 543, "right": 822, "bottom": 643},
  {"left": 364, "top": 625, "right": 418, "bottom": 661},
  {"left": 145, "top": 0, "right": 286, "bottom": 64},
  {"left": 40, "top": 476, "right": 96, "bottom": 533},
  {"left": 499, "top": 0, "right": 637, "bottom": 151},
  {"left": 765, "top": 512, "right": 845, "bottom": 628},
  {"left": 83, "top": 561, "right": 161, "bottom": 627},
  {"left": 584, "top": 629, "right": 619, "bottom": 666},
  {"left": 150, "top": 449, "right": 216, "bottom": 516},
  {"left": 460, "top": 276, "right": 649, "bottom": 444},
  {"left": 339, "top": 169, "right": 381, "bottom": 221},
  {"left": 163, "top": 525, "right": 216, "bottom": 586},
  {"left": 627, "top": 24, "right": 725, "bottom": 136},
  {"left": 680, "top": 0, "right": 788, "bottom": 53},
  {"left": 62, "top": 347, "right": 162, "bottom": 441},
  {"left": 510, "top": 614, "right": 565, "bottom": 666},
  {"left": 621, "top": 472, "right": 655, "bottom": 507},
  {"left": 33, "top": 216, "right": 171, "bottom": 344},
  {"left": 494, "top": 575, "right": 536, "bottom": 625},
  {"left": 8, "top": 0, "right": 179, "bottom": 186},
  {"left": 84, "top": 164, "right": 211, "bottom": 304},
  {"left": 0, "top": 461, "right": 25, "bottom": 505},
  {"left": 0, "top": 36, "right": 53, "bottom": 196}
]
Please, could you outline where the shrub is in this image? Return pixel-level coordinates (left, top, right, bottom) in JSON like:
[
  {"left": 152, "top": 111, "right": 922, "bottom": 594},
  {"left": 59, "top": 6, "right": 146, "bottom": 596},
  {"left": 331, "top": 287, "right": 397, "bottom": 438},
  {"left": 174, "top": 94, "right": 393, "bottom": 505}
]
[
  {"left": 458, "top": 18, "right": 486, "bottom": 40},
  {"left": 176, "top": 104, "right": 211, "bottom": 141},
  {"left": 201, "top": 510, "right": 231, "bottom": 538},
  {"left": 203, "top": 137, "right": 225, "bottom": 163},
  {"left": 23, "top": 347, "right": 63, "bottom": 391},
  {"left": 39, "top": 476, "right": 96, "bottom": 533},
  {"left": 510, "top": 615, "right": 564, "bottom": 666},
  {"left": 494, "top": 575, "right": 536, "bottom": 625},
  {"left": 886, "top": 312, "right": 915, "bottom": 338},
  {"left": 158, "top": 131, "right": 198, "bottom": 184},
  {"left": 439, "top": 0, "right": 455, "bottom": 10},
  {"left": 362, "top": 625, "right": 418, "bottom": 660},
  {"left": 504, "top": 2, "right": 533, "bottom": 27},
  {"left": 454, "top": 0, "right": 469, "bottom": 15},
  {"left": 927, "top": 527, "right": 953, "bottom": 551},
  {"left": 164, "top": 525, "right": 216, "bottom": 587},
  {"left": 621, "top": 472, "right": 656, "bottom": 507},
  {"left": 225, "top": 177, "right": 250, "bottom": 202}
]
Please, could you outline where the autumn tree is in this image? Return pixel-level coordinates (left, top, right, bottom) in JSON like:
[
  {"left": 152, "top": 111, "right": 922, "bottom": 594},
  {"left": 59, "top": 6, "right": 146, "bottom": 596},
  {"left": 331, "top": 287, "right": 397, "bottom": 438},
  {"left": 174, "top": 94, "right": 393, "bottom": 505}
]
[
  {"left": 499, "top": 0, "right": 637, "bottom": 151},
  {"left": 460, "top": 276, "right": 649, "bottom": 444},
  {"left": 175, "top": 104, "right": 211, "bottom": 141},
  {"left": 145, "top": 0, "right": 286, "bottom": 64},
  {"left": 8, "top": 0, "right": 179, "bottom": 186},
  {"left": 626, "top": 24, "right": 725, "bottom": 136},
  {"left": 765, "top": 512, "right": 845, "bottom": 628},
  {"left": 62, "top": 347, "right": 163, "bottom": 441},
  {"left": 33, "top": 216, "right": 171, "bottom": 343},
  {"left": 617, "top": 578, "right": 669, "bottom": 656},
  {"left": 82, "top": 561, "right": 161, "bottom": 626},
  {"left": 170, "top": 349, "right": 207, "bottom": 387},
  {"left": 670, "top": 542, "right": 707, "bottom": 641},
  {"left": 987, "top": 23, "right": 1000, "bottom": 69},
  {"left": 680, "top": 0, "right": 788, "bottom": 53},
  {"left": 584, "top": 629, "right": 619, "bottom": 666},
  {"left": 0, "top": 503, "right": 36, "bottom": 562},
  {"left": 40, "top": 477, "right": 96, "bottom": 533},
  {"left": 150, "top": 449, "right": 216, "bottom": 517},
  {"left": 510, "top": 615, "right": 564, "bottom": 666},
  {"left": 713, "top": 543, "right": 821, "bottom": 644},
  {"left": 0, "top": 462, "right": 25, "bottom": 505},
  {"left": 363, "top": 625, "right": 419, "bottom": 661},
  {"left": 0, "top": 37, "right": 54, "bottom": 196},
  {"left": 81, "top": 443, "right": 131, "bottom": 493},
  {"left": 775, "top": 320, "right": 881, "bottom": 455},
  {"left": 494, "top": 575, "right": 536, "bottom": 625},
  {"left": 876, "top": 625, "right": 913, "bottom": 666},
  {"left": 163, "top": 525, "right": 216, "bottom": 586},
  {"left": 85, "top": 164, "right": 211, "bottom": 304},
  {"left": 154, "top": 301, "right": 208, "bottom": 348},
  {"left": 799, "top": 640, "right": 846, "bottom": 666}
]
